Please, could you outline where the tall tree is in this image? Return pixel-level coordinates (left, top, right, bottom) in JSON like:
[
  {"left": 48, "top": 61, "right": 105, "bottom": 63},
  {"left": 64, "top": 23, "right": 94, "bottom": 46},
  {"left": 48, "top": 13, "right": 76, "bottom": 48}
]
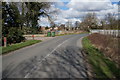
[
  {"left": 25, "top": 2, "right": 51, "bottom": 28},
  {"left": 81, "top": 13, "right": 98, "bottom": 30},
  {"left": 104, "top": 13, "right": 117, "bottom": 29}
]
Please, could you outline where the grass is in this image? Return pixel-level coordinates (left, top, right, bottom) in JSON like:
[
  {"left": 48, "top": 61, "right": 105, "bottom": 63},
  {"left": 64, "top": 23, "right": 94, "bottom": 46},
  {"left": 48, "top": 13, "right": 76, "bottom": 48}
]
[
  {"left": 2, "top": 40, "right": 41, "bottom": 54},
  {"left": 82, "top": 37, "right": 120, "bottom": 78}
]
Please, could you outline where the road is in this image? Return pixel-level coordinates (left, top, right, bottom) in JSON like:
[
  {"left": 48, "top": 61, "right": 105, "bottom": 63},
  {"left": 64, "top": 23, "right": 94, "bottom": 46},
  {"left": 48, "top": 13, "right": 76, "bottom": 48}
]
[{"left": 2, "top": 33, "right": 88, "bottom": 78}]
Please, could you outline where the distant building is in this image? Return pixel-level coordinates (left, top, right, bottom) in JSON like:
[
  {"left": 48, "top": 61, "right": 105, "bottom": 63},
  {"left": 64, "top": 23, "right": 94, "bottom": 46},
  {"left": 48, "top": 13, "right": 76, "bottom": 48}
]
[
  {"left": 58, "top": 24, "right": 65, "bottom": 31},
  {"left": 39, "top": 26, "right": 50, "bottom": 34},
  {"left": 39, "top": 26, "right": 45, "bottom": 31}
]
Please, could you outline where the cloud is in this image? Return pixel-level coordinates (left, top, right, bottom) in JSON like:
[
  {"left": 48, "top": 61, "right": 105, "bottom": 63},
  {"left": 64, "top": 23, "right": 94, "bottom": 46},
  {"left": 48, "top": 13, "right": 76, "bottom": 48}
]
[
  {"left": 66, "top": 0, "right": 118, "bottom": 2},
  {"left": 67, "top": 0, "right": 114, "bottom": 11},
  {"left": 54, "top": 1, "right": 65, "bottom": 7},
  {"left": 59, "top": 0, "right": 118, "bottom": 21},
  {"left": 38, "top": 0, "right": 118, "bottom": 26},
  {"left": 54, "top": 18, "right": 68, "bottom": 24},
  {"left": 38, "top": 17, "right": 50, "bottom": 26}
]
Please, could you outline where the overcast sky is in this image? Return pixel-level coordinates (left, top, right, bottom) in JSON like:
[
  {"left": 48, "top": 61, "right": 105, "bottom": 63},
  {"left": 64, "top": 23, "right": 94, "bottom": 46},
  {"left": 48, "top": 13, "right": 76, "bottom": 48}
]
[
  {"left": 2, "top": 0, "right": 119, "bottom": 27},
  {"left": 37, "top": 0, "right": 119, "bottom": 26},
  {"left": 4, "top": 0, "right": 119, "bottom": 27}
]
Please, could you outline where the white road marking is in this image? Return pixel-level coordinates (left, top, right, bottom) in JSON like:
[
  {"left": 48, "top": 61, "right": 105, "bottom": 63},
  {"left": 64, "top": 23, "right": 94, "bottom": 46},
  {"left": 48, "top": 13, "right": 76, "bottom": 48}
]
[{"left": 24, "top": 36, "right": 76, "bottom": 78}]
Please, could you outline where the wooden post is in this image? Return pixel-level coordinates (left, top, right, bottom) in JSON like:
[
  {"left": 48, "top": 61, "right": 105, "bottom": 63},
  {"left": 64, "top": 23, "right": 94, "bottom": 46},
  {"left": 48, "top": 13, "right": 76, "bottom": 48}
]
[{"left": 4, "top": 37, "right": 7, "bottom": 47}]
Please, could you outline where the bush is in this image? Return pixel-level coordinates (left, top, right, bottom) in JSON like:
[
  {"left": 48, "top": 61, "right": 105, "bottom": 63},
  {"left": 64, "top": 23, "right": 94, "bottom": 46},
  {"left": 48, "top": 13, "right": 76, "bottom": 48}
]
[{"left": 2, "top": 27, "right": 25, "bottom": 45}]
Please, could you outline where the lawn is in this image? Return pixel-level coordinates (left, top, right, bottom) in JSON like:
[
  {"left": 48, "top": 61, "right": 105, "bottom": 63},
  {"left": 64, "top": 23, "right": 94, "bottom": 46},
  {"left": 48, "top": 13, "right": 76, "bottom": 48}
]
[
  {"left": 2, "top": 40, "right": 41, "bottom": 54},
  {"left": 82, "top": 37, "right": 120, "bottom": 78}
]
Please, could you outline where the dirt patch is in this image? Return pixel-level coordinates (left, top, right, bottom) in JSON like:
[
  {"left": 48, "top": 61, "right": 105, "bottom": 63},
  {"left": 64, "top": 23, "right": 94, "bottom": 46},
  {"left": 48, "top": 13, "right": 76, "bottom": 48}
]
[{"left": 88, "top": 33, "right": 120, "bottom": 67}]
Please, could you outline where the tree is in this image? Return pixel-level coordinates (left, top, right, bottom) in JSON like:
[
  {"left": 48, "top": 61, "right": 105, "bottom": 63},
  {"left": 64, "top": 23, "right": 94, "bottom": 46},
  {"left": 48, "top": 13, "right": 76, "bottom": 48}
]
[
  {"left": 2, "top": 2, "right": 22, "bottom": 27},
  {"left": 81, "top": 13, "right": 98, "bottom": 31},
  {"left": 104, "top": 13, "right": 117, "bottom": 29},
  {"left": 2, "top": 2, "right": 25, "bottom": 45},
  {"left": 25, "top": 2, "right": 51, "bottom": 28},
  {"left": 66, "top": 20, "right": 73, "bottom": 31},
  {"left": 0, "top": 2, "right": 2, "bottom": 46},
  {"left": 75, "top": 21, "right": 80, "bottom": 30},
  {"left": 2, "top": 2, "right": 56, "bottom": 45}
]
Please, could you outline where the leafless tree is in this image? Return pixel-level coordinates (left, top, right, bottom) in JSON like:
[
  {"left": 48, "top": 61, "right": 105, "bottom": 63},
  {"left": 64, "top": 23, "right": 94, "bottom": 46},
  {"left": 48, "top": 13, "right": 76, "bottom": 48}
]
[{"left": 80, "top": 13, "right": 98, "bottom": 31}]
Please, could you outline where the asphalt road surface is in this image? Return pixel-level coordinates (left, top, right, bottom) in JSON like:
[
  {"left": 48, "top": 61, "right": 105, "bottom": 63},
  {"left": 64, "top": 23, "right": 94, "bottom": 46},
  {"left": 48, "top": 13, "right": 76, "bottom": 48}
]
[{"left": 2, "top": 33, "right": 88, "bottom": 78}]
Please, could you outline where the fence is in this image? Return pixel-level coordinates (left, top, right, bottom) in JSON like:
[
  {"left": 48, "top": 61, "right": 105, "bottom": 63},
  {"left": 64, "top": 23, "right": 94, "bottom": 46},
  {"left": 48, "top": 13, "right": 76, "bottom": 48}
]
[{"left": 90, "top": 30, "right": 120, "bottom": 37}]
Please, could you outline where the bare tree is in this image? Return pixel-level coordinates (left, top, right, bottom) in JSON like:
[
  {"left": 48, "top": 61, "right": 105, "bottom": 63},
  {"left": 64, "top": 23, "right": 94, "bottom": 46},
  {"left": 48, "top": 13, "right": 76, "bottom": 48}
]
[
  {"left": 104, "top": 13, "right": 116, "bottom": 29},
  {"left": 81, "top": 13, "right": 98, "bottom": 31},
  {"left": 103, "top": 13, "right": 117, "bottom": 36}
]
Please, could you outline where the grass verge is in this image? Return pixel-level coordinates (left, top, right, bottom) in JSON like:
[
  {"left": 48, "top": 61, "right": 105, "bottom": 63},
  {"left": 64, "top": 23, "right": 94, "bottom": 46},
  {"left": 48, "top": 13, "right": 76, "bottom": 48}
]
[
  {"left": 82, "top": 37, "right": 120, "bottom": 78},
  {"left": 2, "top": 40, "right": 41, "bottom": 54}
]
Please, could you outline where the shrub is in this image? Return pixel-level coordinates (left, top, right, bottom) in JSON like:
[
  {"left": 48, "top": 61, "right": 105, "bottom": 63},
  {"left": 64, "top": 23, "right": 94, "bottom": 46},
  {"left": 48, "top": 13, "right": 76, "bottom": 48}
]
[{"left": 2, "top": 27, "right": 25, "bottom": 45}]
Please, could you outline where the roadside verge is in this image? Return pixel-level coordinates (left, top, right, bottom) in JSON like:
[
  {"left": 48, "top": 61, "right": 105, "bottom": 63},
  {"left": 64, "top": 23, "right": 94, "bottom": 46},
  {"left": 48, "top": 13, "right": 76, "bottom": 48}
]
[
  {"left": 2, "top": 40, "right": 41, "bottom": 55},
  {"left": 82, "top": 37, "right": 120, "bottom": 78}
]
